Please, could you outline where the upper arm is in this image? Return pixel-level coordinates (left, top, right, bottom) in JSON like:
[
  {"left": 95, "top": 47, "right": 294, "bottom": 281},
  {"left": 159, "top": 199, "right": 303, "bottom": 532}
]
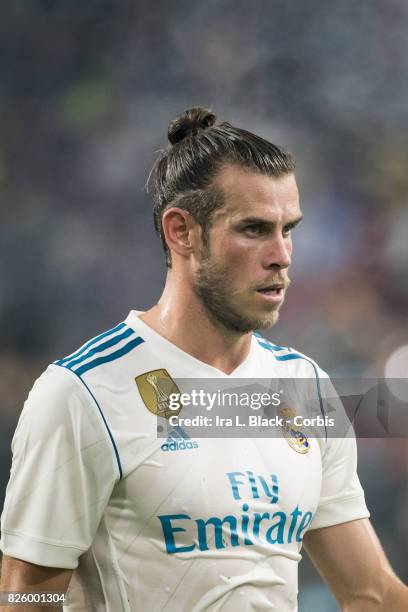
[
  {"left": 310, "top": 373, "right": 370, "bottom": 531},
  {"left": 302, "top": 370, "right": 408, "bottom": 609},
  {"left": 0, "top": 555, "right": 72, "bottom": 611},
  {"left": 303, "top": 518, "right": 408, "bottom": 610},
  {"left": 0, "top": 366, "right": 117, "bottom": 569},
  {"left": 0, "top": 554, "right": 73, "bottom": 590}
]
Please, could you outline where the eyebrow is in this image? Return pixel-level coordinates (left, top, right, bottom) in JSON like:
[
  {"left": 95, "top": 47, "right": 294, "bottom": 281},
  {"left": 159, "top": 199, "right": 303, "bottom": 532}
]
[{"left": 237, "top": 214, "right": 304, "bottom": 227}]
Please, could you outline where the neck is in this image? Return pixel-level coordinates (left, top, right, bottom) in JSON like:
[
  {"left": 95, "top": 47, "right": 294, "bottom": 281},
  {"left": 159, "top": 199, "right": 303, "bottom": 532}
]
[{"left": 139, "top": 269, "right": 252, "bottom": 375}]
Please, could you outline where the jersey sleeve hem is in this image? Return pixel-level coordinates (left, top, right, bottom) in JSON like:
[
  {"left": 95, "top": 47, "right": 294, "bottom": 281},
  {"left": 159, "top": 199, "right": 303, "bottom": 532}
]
[
  {"left": 308, "top": 494, "right": 370, "bottom": 531},
  {"left": 0, "top": 529, "right": 86, "bottom": 569}
]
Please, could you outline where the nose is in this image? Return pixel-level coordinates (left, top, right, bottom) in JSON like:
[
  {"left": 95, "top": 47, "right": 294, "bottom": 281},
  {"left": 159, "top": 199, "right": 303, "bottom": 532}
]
[{"left": 264, "top": 234, "right": 292, "bottom": 269}]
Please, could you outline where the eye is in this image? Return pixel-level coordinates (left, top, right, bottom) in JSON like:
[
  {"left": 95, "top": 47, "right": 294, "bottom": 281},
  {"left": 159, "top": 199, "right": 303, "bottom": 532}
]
[
  {"left": 282, "top": 223, "right": 296, "bottom": 237},
  {"left": 243, "top": 224, "right": 265, "bottom": 236}
]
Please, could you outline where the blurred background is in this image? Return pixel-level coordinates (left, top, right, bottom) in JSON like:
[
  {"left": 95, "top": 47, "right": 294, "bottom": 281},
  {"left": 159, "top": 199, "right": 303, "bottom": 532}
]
[{"left": 1, "top": 1, "right": 407, "bottom": 609}]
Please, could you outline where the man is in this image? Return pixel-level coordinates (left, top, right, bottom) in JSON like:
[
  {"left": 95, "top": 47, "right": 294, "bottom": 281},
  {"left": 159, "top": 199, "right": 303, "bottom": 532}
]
[{"left": 1, "top": 107, "right": 407, "bottom": 611}]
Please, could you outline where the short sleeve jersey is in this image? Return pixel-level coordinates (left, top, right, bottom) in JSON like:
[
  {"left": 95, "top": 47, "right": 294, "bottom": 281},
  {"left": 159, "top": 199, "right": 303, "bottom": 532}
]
[{"left": 1, "top": 310, "right": 369, "bottom": 612}]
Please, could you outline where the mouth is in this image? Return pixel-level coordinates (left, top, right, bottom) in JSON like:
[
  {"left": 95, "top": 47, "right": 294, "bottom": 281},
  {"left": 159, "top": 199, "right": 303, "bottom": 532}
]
[{"left": 256, "top": 284, "right": 285, "bottom": 303}]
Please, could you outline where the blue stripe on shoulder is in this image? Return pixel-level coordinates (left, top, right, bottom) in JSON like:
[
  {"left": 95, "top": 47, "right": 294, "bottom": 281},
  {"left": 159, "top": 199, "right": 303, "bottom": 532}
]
[
  {"left": 72, "top": 336, "right": 145, "bottom": 376},
  {"left": 62, "top": 327, "right": 135, "bottom": 369},
  {"left": 54, "top": 329, "right": 145, "bottom": 480},
  {"left": 256, "top": 339, "right": 289, "bottom": 352},
  {"left": 54, "top": 364, "right": 123, "bottom": 480},
  {"left": 274, "top": 353, "right": 301, "bottom": 361},
  {"left": 56, "top": 322, "right": 127, "bottom": 365},
  {"left": 257, "top": 338, "right": 326, "bottom": 439}
]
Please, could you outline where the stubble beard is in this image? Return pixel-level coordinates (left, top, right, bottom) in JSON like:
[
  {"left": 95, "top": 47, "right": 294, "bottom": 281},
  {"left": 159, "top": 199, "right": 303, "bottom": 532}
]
[{"left": 194, "top": 255, "right": 282, "bottom": 334}]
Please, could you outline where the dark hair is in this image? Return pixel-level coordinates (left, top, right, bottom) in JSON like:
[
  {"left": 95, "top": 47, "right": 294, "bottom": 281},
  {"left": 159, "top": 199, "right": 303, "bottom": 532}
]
[{"left": 149, "top": 107, "right": 295, "bottom": 267}]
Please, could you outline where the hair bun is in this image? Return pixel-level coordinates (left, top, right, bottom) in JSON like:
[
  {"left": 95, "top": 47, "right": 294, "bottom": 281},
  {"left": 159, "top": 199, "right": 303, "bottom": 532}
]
[{"left": 168, "top": 107, "right": 217, "bottom": 145}]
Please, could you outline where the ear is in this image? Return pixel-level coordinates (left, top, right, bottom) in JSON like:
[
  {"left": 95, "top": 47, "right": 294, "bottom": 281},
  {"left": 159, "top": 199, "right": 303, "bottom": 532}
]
[{"left": 161, "top": 207, "right": 199, "bottom": 260}]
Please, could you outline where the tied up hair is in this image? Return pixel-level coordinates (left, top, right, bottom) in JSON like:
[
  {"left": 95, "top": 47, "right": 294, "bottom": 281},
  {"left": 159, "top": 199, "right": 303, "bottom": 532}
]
[{"left": 149, "top": 107, "right": 295, "bottom": 267}]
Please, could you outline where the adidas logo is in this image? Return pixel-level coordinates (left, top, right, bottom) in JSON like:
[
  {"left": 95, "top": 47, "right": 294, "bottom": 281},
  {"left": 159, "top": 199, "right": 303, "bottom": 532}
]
[
  {"left": 161, "top": 440, "right": 199, "bottom": 451},
  {"left": 161, "top": 426, "right": 199, "bottom": 452}
]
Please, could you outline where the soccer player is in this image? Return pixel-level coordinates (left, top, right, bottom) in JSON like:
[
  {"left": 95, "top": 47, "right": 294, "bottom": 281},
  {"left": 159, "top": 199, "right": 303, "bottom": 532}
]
[{"left": 1, "top": 108, "right": 407, "bottom": 611}]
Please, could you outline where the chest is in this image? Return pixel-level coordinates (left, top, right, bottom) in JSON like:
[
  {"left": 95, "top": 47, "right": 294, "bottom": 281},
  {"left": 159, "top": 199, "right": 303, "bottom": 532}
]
[{"left": 107, "top": 436, "right": 322, "bottom": 555}]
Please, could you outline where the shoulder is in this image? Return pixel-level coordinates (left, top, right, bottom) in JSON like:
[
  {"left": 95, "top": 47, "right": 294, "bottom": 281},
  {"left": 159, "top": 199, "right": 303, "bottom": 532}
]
[
  {"left": 13, "top": 326, "right": 133, "bottom": 481},
  {"left": 252, "top": 331, "right": 328, "bottom": 379},
  {"left": 21, "top": 318, "right": 146, "bottom": 448},
  {"left": 53, "top": 319, "right": 146, "bottom": 386},
  {"left": 17, "top": 362, "right": 109, "bottom": 450}
]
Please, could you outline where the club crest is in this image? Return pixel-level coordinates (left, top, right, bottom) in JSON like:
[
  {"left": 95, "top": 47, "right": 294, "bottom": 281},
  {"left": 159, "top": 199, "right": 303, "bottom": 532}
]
[{"left": 279, "top": 406, "right": 310, "bottom": 454}]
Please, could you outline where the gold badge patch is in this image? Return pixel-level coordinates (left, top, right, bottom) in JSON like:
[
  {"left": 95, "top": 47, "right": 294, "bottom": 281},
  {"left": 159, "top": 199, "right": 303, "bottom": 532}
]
[
  {"left": 135, "top": 369, "right": 181, "bottom": 419},
  {"left": 279, "top": 406, "right": 310, "bottom": 454}
]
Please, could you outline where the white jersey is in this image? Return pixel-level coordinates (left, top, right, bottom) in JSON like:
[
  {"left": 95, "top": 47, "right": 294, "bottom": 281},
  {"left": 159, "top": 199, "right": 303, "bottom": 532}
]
[{"left": 1, "top": 310, "right": 369, "bottom": 612}]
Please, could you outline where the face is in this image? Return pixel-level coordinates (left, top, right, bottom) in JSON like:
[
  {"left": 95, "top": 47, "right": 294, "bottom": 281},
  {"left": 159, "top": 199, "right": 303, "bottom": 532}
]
[{"left": 193, "top": 165, "right": 302, "bottom": 333}]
